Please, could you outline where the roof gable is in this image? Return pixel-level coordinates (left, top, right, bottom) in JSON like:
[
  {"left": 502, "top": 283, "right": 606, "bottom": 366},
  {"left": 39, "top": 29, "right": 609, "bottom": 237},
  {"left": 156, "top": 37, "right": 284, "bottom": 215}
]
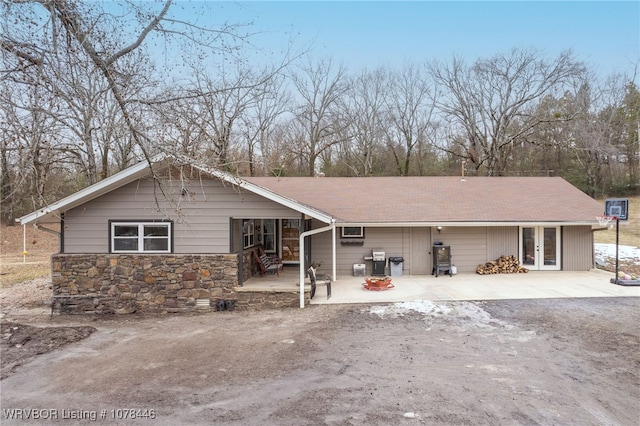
[
  {"left": 17, "top": 155, "right": 162, "bottom": 225},
  {"left": 16, "top": 154, "right": 334, "bottom": 225}
]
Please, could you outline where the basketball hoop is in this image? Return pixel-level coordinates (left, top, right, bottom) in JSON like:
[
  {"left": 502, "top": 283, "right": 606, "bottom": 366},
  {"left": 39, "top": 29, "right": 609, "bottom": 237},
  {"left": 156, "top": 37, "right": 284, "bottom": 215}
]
[{"left": 596, "top": 215, "right": 615, "bottom": 228}]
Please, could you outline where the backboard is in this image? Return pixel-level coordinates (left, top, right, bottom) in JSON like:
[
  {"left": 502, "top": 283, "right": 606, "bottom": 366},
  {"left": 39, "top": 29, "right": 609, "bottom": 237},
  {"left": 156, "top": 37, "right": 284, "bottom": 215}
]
[{"left": 604, "top": 198, "right": 629, "bottom": 221}]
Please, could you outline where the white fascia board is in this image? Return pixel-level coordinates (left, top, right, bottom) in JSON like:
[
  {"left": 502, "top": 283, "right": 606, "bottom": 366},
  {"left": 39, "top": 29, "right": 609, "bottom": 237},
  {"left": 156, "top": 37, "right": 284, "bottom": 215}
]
[
  {"left": 17, "top": 154, "right": 164, "bottom": 225},
  {"left": 17, "top": 152, "right": 334, "bottom": 226},
  {"left": 186, "top": 160, "right": 334, "bottom": 224},
  {"left": 335, "top": 221, "right": 599, "bottom": 227},
  {"left": 238, "top": 181, "right": 333, "bottom": 223}
]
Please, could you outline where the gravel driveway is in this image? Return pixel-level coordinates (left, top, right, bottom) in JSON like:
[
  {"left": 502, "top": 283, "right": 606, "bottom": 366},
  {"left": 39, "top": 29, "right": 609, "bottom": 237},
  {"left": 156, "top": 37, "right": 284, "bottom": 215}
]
[{"left": 1, "top": 297, "right": 639, "bottom": 425}]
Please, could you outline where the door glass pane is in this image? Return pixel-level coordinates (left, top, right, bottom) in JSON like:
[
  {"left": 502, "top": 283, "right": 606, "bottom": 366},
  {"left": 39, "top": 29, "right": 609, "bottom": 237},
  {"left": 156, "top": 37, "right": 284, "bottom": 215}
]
[
  {"left": 281, "top": 219, "right": 300, "bottom": 262},
  {"left": 262, "top": 219, "right": 276, "bottom": 252},
  {"left": 543, "top": 228, "right": 557, "bottom": 265},
  {"left": 522, "top": 227, "right": 535, "bottom": 265}
]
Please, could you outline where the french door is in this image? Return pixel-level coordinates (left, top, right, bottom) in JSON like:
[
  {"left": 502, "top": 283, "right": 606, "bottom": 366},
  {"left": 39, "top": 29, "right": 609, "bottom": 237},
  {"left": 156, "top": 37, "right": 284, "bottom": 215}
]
[
  {"left": 520, "top": 226, "right": 560, "bottom": 270},
  {"left": 280, "top": 219, "right": 301, "bottom": 264}
]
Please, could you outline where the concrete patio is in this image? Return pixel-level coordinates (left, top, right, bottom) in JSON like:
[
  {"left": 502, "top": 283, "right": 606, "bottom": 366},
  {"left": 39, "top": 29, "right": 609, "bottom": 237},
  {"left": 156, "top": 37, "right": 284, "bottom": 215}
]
[{"left": 240, "top": 267, "right": 640, "bottom": 305}]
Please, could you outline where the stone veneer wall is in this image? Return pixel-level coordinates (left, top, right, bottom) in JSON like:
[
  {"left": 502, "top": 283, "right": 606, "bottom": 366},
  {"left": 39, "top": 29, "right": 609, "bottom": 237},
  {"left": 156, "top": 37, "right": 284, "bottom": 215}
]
[{"left": 52, "top": 254, "right": 308, "bottom": 314}]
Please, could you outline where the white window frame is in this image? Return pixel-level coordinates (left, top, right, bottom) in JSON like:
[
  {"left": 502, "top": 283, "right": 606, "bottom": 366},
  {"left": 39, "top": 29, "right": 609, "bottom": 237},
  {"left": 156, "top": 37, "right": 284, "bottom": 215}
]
[
  {"left": 341, "top": 226, "right": 364, "bottom": 238},
  {"left": 243, "top": 220, "right": 255, "bottom": 249},
  {"left": 111, "top": 221, "right": 172, "bottom": 253}
]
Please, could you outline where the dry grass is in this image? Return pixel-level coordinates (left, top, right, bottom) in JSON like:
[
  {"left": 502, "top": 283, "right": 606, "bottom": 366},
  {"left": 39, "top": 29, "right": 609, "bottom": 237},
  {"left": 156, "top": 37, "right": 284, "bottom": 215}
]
[
  {"left": 0, "top": 224, "right": 59, "bottom": 287},
  {"left": 593, "top": 196, "right": 640, "bottom": 248}
]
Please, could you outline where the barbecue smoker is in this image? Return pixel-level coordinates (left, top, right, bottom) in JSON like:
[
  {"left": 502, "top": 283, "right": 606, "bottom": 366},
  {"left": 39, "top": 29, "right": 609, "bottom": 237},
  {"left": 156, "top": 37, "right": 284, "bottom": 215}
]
[{"left": 371, "top": 250, "right": 386, "bottom": 276}]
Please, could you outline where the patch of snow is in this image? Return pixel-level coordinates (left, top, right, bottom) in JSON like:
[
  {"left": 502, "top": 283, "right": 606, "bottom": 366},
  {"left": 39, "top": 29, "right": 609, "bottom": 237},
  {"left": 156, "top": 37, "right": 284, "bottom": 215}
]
[
  {"left": 369, "top": 300, "right": 513, "bottom": 331},
  {"left": 594, "top": 243, "right": 640, "bottom": 262}
]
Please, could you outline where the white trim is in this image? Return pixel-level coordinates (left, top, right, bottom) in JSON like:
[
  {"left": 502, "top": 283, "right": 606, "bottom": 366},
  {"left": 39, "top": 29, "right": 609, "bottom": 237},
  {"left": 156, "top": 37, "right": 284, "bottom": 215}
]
[
  {"left": 299, "top": 220, "right": 335, "bottom": 309},
  {"left": 17, "top": 154, "right": 163, "bottom": 225},
  {"left": 335, "top": 221, "right": 596, "bottom": 227},
  {"left": 519, "top": 226, "right": 561, "bottom": 271},
  {"left": 180, "top": 156, "right": 333, "bottom": 224},
  {"left": 340, "top": 226, "right": 364, "bottom": 238},
  {"left": 111, "top": 221, "right": 172, "bottom": 254},
  {"left": 17, "top": 152, "right": 335, "bottom": 226}
]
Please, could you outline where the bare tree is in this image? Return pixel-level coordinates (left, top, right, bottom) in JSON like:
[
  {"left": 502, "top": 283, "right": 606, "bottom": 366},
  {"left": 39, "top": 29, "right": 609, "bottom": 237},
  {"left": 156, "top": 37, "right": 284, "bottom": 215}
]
[
  {"left": 430, "top": 49, "right": 585, "bottom": 175},
  {"left": 290, "top": 58, "right": 351, "bottom": 176},
  {"left": 237, "top": 73, "right": 291, "bottom": 176},
  {"left": 383, "top": 63, "right": 437, "bottom": 176},
  {"left": 1, "top": 0, "right": 271, "bottom": 217},
  {"left": 338, "top": 67, "right": 389, "bottom": 176},
  {"left": 0, "top": 79, "right": 70, "bottom": 223}
]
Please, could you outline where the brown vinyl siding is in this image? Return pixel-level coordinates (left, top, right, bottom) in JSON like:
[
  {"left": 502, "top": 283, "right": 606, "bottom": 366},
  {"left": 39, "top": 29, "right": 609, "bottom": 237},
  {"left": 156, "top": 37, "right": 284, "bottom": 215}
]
[
  {"left": 487, "top": 227, "right": 519, "bottom": 260},
  {"left": 434, "top": 227, "right": 488, "bottom": 273},
  {"left": 311, "top": 227, "right": 407, "bottom": 276},
  {"left": 311, "top": 225, "right": 510, "bottom": 275},
  {"left": 562, "top": 226, "right": 594, "bottom": 271},
  {"left": 64, "top": 177, "right": 301, "bottom": 254}
]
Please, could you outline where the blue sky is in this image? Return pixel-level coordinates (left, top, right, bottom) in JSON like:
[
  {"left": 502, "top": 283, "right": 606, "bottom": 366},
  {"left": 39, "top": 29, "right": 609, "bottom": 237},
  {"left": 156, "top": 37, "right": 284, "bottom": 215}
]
[{"left": 186, "top": 1, "right": 639, "bottom": 80}]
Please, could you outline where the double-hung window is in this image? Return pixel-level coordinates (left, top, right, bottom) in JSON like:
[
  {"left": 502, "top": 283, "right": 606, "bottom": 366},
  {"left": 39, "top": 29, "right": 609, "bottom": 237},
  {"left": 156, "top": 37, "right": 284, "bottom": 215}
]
[{"left": 111, "top": 221, "right": 172, "bottom": 253}]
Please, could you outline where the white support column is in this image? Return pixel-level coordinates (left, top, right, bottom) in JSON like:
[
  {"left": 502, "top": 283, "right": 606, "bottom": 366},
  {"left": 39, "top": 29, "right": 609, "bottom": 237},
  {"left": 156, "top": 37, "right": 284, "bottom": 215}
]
[
  {"left": 299, "top": 220, "right": 335, "bottom": 308},
  {"left": 22, "top": 224, "right": 27, "bottom": 263},
  {"left": 332, "top": 224, "right": 337, "bottom": 281}
]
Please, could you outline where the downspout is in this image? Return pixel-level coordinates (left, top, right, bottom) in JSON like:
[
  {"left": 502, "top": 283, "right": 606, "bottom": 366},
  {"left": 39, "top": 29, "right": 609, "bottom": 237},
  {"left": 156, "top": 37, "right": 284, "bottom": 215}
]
[
  {"left": 299, "top": 219, "right": 336, "bottom": 309},
  {"left": 33, "top": 223, "right": 62, "bottom": 254},
  {"left": 34, "top": 223, "right": 61, "bottom": 237}
]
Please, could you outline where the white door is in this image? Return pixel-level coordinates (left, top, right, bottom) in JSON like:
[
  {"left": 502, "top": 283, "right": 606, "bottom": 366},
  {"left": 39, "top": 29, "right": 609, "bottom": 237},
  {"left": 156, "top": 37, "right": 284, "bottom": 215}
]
[{"left": 520, "top": 226, "right": 560, "bottom": 270}]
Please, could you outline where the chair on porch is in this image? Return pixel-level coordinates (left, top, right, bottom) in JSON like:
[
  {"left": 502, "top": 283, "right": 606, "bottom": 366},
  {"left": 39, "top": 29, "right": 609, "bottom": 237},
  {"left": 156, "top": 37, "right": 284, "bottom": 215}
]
[
  {"left": 307, "top": 267, "right": 331, "bottom": 299},
  {"left": 253, "top": 250, "right": 283, "bottom": 277},
  {"left": 257, "top": 246, "right": 283, "bottom": 268}
]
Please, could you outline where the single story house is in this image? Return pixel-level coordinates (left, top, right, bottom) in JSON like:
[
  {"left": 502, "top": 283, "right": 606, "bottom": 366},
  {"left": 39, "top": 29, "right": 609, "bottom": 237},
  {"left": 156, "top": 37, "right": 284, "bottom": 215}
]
[{"left": 18, "top": 153, "right": 603, "bottom": 313}]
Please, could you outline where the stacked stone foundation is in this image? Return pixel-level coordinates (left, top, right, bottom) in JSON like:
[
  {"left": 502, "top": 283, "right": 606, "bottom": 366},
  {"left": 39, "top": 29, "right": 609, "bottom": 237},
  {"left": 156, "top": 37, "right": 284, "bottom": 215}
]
[{"left": 51, "top": 254, "right": 309, "bottom": 314}]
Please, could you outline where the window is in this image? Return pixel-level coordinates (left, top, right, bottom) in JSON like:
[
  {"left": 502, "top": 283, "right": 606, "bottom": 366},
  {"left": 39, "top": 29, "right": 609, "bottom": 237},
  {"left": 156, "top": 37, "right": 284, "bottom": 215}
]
[
  {"left": 341, "top": 226, "right": 364, "bottom": 238},
  {"left": 243, "top": 220, "right": 255, "bottom": 249},
  {"left": 111, "top": 221, "right": 172, "bottom": 253}
]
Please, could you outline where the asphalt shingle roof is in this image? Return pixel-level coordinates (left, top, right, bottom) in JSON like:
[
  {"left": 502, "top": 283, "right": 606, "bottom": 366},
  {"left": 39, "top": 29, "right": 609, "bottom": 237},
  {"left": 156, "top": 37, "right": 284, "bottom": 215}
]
[{"left": 243, "top": 176, "right": 603, "bottom": 223}]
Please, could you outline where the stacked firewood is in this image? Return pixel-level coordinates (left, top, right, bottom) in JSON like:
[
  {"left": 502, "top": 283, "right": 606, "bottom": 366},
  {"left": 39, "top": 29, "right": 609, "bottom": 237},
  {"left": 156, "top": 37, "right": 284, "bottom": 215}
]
[{"left": 476, "top": 255, "right": 529, "bottom": 275}]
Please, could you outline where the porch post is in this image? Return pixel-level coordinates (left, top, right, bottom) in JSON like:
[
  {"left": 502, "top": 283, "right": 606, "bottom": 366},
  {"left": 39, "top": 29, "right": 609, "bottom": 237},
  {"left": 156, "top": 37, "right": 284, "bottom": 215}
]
[
  {"left": 22, "top": 224, "right": 27, "bottom": 263},
  {"left": 299, "top": 220, "right": 335, "bottom": 308},
  {"left": 237, "top": 218, "right": 244, "bottom": 287},
  {"left": 332, "top": 224, "right": 337, "bottom": 281}
]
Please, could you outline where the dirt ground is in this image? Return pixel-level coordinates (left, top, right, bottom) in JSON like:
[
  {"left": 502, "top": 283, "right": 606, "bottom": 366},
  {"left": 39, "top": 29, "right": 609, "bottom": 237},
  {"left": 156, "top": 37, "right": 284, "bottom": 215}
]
[{"left": 1, "top": 295, "right": 638, "bottom": 425}]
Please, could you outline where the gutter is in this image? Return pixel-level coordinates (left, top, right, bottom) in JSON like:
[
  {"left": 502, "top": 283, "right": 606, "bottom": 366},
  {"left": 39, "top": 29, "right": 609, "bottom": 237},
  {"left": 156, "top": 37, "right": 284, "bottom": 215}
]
[
  {"left": 298, "top": 219, "right": 336, "bottom": 309},
  {"left": 337, "top": 221, "right": 599, "bottom": 227}
]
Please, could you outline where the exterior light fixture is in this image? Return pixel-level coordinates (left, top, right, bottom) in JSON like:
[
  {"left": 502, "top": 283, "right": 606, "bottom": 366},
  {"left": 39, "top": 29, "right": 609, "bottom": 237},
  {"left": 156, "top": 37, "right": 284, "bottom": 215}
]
[{"left": 437, "top": 226, "right": 442, "bottom": 233}]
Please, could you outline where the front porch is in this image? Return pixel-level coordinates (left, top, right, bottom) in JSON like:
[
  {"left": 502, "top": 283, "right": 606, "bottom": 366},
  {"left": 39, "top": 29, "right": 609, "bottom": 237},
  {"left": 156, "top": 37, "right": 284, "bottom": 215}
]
[{"left": 240, "top": 267, "right": 639, "bottom": 305}]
